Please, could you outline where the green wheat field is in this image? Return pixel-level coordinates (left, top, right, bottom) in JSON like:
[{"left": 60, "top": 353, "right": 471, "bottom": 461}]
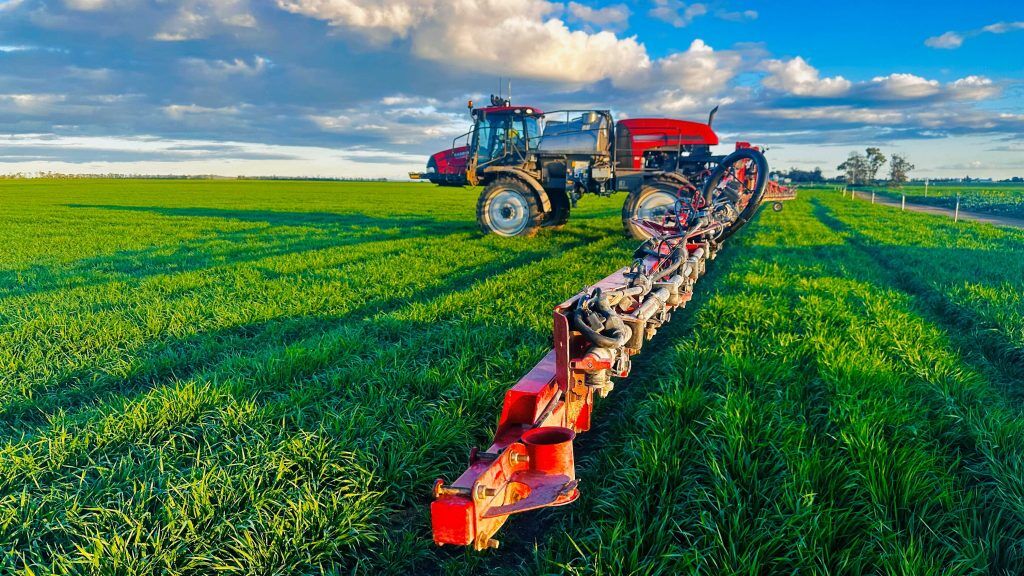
[{"left": 2, "top": 179, "right": 1023, "bottom": 575}]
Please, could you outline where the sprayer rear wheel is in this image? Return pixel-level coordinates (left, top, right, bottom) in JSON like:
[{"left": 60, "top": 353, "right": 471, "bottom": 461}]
[
  {"left": 621, "top": 181, "right": 680, "bottom": 240},
  {"left": 543, "top": 190, "right": 571, "bottom": 229}
]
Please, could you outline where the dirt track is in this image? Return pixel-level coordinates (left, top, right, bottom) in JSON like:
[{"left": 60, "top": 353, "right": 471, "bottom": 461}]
[{"left": 850, "top": 191, "right": 1024, "bottom": 230}]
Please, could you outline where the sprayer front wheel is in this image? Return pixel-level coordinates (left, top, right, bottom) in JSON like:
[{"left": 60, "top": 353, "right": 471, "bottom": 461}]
[
  {"left": 477, "top": 178, "right": 544, "bottom": 237},
  {"left": 701, "top": 147, "right": 769, "bottom": 239}
]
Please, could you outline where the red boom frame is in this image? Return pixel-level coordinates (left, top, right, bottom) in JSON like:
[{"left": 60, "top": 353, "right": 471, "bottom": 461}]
[{"left": 431, "top": 228, "right": 714, "bottom": 550}]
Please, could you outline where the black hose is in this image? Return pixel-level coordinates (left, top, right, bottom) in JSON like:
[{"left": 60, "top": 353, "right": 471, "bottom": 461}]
[{"left": 573, "top": 290, "right": 632, "bottom": 348}]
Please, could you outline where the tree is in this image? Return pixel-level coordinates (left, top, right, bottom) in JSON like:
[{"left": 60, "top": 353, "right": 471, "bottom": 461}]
[
  {"left": 773, "top": 167, "right": 824, "bottom": 183},
  {"left": 838, "top": 152, "right": 868, "bottom": 185},
  {"left": 865, "top": 147, "right": 887, "bottom": 184},
  {"left": 888, "top": 154, "right": 915, "bottom": 187}
]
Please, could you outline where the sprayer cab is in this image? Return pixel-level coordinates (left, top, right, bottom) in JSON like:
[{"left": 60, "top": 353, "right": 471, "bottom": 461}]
[{"left": 409, "top": 96, "right": 544, "bottom": 186}]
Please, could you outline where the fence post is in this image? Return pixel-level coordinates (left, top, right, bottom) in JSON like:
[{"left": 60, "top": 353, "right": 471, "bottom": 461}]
[
  {"left": 871, "top": 191, "right": 876, "bottom": 204},
  {"left": 902, "top": 193, "right": 906, "bottom": 211},
  {"left": 954, "top": 193, "right": 960, "bottom": 223}
]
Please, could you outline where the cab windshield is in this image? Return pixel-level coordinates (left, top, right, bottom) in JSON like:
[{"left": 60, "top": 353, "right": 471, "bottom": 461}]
[{"left": 473, "top": 113, "right": 539, "bottom": 165}]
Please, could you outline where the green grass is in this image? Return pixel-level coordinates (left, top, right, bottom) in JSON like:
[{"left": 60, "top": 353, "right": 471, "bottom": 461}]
[
  {"left": 1, "top": 180, "right": 1023, "bottom": 574},
  {"left": 866, "top": 183, "right": 1024, "bottom": 219}
]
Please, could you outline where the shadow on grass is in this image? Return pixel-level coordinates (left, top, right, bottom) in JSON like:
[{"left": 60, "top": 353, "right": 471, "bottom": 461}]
[
  {"left": 809, "top": 198, "right": 1024, "bottom": 401},
  {"left": 1, "top": 207, "right": 474, "bottom": 300},
  {"left": 0, "top": 232, "right": 596, "bottom": 436},
  {"left": 64, "top": 204, "right": 464, "bottom": 229}
]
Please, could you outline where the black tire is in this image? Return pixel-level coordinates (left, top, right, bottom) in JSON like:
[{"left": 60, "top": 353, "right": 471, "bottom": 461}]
[
  {"left": 621, "top": 180, "right": 681, "bottom": 240},
  {"left": 544, "top": 189, "right": 571, "bottom": 229},
  {"left": 772, "top": 201, "right": 784, "bottom": 212},
  {"left": 701, "top": 148, "right": 769, "bottom": 239},
  {"left": 476, "top": 178, "right": 544, "bottom": 237}
]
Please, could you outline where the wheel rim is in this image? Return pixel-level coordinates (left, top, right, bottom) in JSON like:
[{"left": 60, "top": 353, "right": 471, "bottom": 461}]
[
  {"left": 636, "top": 190, "right": 678, "bottom": 222},
  {"left": 487, "top": 188, "right": 530, "bottom": 236},
  {"left": 709, "top": 156, "right": 764, "bottom": 216}
]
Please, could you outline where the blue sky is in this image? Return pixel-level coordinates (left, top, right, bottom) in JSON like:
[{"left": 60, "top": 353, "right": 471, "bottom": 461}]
[{"left": 0, "top": 0, "right": 1021, "bottom": 178}]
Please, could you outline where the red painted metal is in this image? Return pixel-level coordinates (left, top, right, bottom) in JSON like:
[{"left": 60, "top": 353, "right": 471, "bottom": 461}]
[
  {"left": 428, "top": 145, "right": 470, "bottom": 176},
  {"left": 618, "top": 118, "right": 719, "bottom": 145},
  {"left": 431, "top": 234, "right": 713, "bottom": 550},
  {"left": 617, "top": 118, "right": 719, "bottom": 170}
]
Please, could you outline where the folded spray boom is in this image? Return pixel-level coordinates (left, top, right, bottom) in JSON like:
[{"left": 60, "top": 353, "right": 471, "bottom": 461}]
[
  {"left": 430, "top": 145, "right": 770, "bottom": 550},
  {"left": 431, "top": 221, "right": 718, "bottom": 550}
]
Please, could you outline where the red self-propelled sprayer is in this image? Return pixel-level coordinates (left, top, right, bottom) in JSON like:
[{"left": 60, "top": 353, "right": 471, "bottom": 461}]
[{"left": 427, "top": 105, "right": 772, "bottom": 548}]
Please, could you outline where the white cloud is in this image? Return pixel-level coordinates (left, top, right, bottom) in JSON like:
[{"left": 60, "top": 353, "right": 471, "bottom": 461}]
[
  {"left": 309, "top": 103, "right": 469, "bottom": 145},
  {"left": 981, "top": 21, "right": 1024, "bottom": 34},
  {"left": 154, "top": 0, "right": 257, "bottom": 41},
  {"left": 182, "top": 55, "right": 271, "bottom": 76},
  {"left": 926, "top": 21, "right": 1024, "bottom": 49},
  {"left": 649, "top": 0, "right": 707, "bottom": 27},
  {"left": 276, "top": 0, "right": 651, "bottom": 86},
  {"left": 659, "top": 39, "right": 742, "bottom": 94},
  {"left": 380, "top": 94, "right": 439, "bottom": 106},
  {"left": 716, "top": 9, "right": 757, "bottom": 22},
  {"left": 0, "top": 133, "right": 424, "bottom": 178},
  {"left": 755, "top": 106, "right": 906, "bottom": 126},
  {"left": 645, "top": 92, "right": 734, "bottom": 115},
  {"left": 163, "top": 104, "right": 243, "bottom": 119},
  {"left": 761, "top": 66, "right": 998, "bottom": 103},
  {"left": 762, "top": 57, "right": 851, "bottom": 97},
  {"left": 274, "top": 0, "right": 433, "bottom": 42},
  {"left": 567, "top": 2, "right": 630, "bottom": 31},
  {"left": 0, "top": 93, "right": 68, "bottom": 108},
  {"left": 63, "top": 0, "right": 116, "bottom": 10},
  {"left": 924, "top": 31, "right": 963, "bottom": 49},
  {"left": 949, "top": 75, "right": 999, "bottom": 101},
  {"left": 868, "top": 73, "right": 940, "bottom": 99},
  {"left": 0, "top": 0, "right": 24, "bottom": 11}
]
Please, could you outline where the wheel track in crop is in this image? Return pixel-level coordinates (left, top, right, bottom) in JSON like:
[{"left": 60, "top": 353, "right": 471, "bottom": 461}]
[
  {"left": 811, "top": 198, "right": 1024, "bottom": 402},
  {"left": 0, "top": 230, "right": 609, "bottom": 438},
  {"left": 0, "top": 231, "right": 627, "bottom": 499},
  {"left": 812, "top": 196, "right": 1024, "bottom": 571},
  {"left": 0, "top": 229, "right": 639, "bottom": 571}
]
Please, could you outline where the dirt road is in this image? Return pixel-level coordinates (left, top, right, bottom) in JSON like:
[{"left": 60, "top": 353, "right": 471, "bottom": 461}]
[{"left": 851, "top": 191, "right": 1024, "bottom": 229}]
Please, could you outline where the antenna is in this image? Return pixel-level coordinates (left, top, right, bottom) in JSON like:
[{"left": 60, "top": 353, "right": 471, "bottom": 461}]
[{"left": 508, "top": 78, "right": 512, "bottom": 105}]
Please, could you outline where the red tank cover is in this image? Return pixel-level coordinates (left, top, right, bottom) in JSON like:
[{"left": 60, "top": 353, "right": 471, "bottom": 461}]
[{"left": 616, "top": 118, "right": 719, "bottom": 170}]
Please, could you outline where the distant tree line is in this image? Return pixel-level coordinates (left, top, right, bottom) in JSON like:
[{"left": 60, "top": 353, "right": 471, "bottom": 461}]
[
  {"left": 770, "top": 167, "right": 827, "bottom": 184},
  {"left": 837, "top": 148, "right": 915, "bottom": 188}
]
